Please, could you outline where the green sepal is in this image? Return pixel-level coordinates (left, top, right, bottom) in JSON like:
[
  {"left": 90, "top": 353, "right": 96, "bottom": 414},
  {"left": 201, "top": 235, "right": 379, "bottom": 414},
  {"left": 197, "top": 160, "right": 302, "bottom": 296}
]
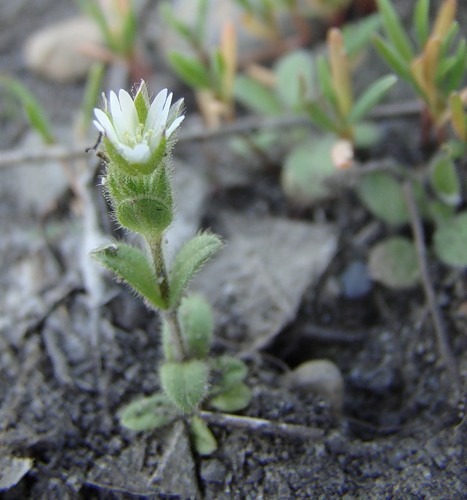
[
  {"left": 105, "top": 135, "right": 168, "bottom": 176},
  {"left": 189, "top": 416, "right": 217, "bottom": 456},
  {"left": 209, "top": 382, "right": 252, "bottom": 412},
  {"left": 168, "top": 232, "right": 223, "bottom": 308},
  {"left": 348, "top": 75, "right": 397, "bottom": 124},
  {"left": 91, "top": 243, "right": 166, "bottom": 309},
  {"left": 119, "top": 393, "right": 179, "bottom": 431},
  {"left": 107, "top": 166, "right": 173, "bottom": 238},
  {"left": 178, "top": 294, "right": 214, "bottom": 359},
  {"left": 134, "top": 83, "right": 149, "bottom": 124},
  {"left": 116, "top": 196, "right": 173, "bottom": 238},
  {"left": 160, "top": 360, "right": 209, "bottom": 414}
]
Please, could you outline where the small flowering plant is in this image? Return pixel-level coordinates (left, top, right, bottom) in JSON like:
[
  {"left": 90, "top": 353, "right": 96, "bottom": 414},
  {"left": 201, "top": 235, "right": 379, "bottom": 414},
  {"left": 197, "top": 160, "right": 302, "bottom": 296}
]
[{"left": 91, "top": 81, "right": 251, "bottom": 454}]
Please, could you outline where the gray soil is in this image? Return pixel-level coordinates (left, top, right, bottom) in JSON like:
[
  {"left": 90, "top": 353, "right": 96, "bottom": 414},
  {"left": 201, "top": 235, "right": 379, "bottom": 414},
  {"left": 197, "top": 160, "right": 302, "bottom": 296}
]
[{"left": 1, "top": 1, "right": 465, "bottom": 499}]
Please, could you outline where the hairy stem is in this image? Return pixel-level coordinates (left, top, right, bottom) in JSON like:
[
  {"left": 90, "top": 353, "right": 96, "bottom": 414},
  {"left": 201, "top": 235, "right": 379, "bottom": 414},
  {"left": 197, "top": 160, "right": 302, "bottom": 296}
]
[{"left": 148, "top": 235, "right": 186, "bottom": 362}]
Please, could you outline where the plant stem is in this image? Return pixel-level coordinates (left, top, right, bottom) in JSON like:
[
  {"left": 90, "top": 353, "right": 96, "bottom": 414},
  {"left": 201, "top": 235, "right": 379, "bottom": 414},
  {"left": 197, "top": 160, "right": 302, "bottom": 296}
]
[{"left": 148, "top": 235, "right": 186, "bottom": 362}]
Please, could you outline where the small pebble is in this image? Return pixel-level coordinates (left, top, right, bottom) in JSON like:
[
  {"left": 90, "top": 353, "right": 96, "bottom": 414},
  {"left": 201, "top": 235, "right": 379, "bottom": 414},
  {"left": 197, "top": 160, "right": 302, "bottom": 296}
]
[
  {"left": 23, "top": 16, "right": 102, "bottom": 83},
  {"left": 286, "top": 359, "right": 344, "bottom": 414}
]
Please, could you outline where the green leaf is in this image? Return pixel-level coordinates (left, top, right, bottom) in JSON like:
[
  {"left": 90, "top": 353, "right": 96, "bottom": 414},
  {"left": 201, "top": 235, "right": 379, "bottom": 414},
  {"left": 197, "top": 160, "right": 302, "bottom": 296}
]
[
  {"left": 353, "top": 121, "right": 383, "bottom": 148},
  {"left": 317, "top": 55, "right": 338, "bottom": 110},
  {"left": 168, "top": 52, "right": 211, "bottom": 89},
  {"left": 372, "top": 35, "right": 412, "bottom": 82},
  {"left": 274, "top": 50, "right": 314, "bottom": 109},
  {"left": 91, "top": 243, "right": 166, "bottom": 309},
  {"left": 413, "top": 0, "right": 429, "bottom": 47},
  {"left": 430, "top": 153, "right": 461, "bottom": 206},
  {"left": 368, "top": 237, "right": 420, "bottom": 289},
  {"left": 349, "top": 75, "right": 397, "bottom": 124},
  {"left": 169, "top": 232, "right": 223, "bottom": 308},
  {"left": 119, "top": 393, "right": 179, "bottom": 431},
  {"left": 442, "top": 39, "right": 467, "bottom": 94},
  {"left": 0, "top": 77, "right": 54, "bottom": 144},
  {"left": 211, "top": 356, "right": 248, "bottom": 390},
  {"left": 342, "top": 14, "right": 382, "bottom": 57},
  {"left": 304, "top": 101, "right": 339, "bottom": 134},
  {"left": 160, "top": 2, "right": 194, "bottom": 44},
  {"left": 209, "top": 382, "right": 252, "bottom": 412},
  {"left": 377, "top": 0, "right": 414, "bottom": 62},
  {"left": 281, "top": 135, "right": 338, "bottom": 205},
  {"left": 434, "top": 212, "right": 467, "bottom": 267},
  {"left": 357, "top": 171, "right": 409, "bottom": 225},
  {"left": 160, "top": 360, "right": 209, "bottom": 413},
  {"left": 189, "top": 416, "right": 217, "bottom": 456},
  {"left": 178, "top": 294, "right": 214, "bottom": 359},
  {"left": 234, "top": 75, "right": 283, "bottom": 116}
]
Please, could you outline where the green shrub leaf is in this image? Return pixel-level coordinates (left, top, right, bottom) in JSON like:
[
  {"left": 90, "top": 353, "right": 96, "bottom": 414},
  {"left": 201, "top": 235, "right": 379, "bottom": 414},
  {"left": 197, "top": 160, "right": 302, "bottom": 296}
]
[
  {"left": 434, "top": 212, "right": 467, "bottom": 267},
  {"left": 430, "top": 153, "right": 461, "bottom": 206},
  {"left": 368, "top": 237, "right": 420, "bottom": 289},
  {"left": 234, "top": 75, "right": 283, "bottom": 116},
  {"left": 274, "top": 50, "right": 314, "bottom": 110},
  {"left": 377, "top": 0, "right": 414, "bottom": 62},
  {"left": 168, "top": 52, "right": 211, "bottom": 89},
  {"left": 357, "top": 171, "right": 409, "bottom": 225},
  {"left": 349, "top": 75, "right": 397, "bottom": 124}
]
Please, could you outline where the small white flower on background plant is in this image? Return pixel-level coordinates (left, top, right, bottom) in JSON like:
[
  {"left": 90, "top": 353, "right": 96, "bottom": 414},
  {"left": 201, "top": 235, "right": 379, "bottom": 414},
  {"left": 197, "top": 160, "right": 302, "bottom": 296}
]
[{"left": 94, "top": 82, "right": 184, "bottom": 165}]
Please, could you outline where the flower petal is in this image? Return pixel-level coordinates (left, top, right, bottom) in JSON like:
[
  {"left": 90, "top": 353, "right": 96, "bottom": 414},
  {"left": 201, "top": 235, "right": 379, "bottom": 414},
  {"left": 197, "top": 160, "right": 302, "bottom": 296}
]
[
  {"left": 109, "top": 91, "right": 127, "bottom": 141},
  {"left": 117, "top": 142, "right": 151, "bottom": 164},
  {"left": 118, "top": 89, "right": 139, "bottom": 132},
  {"left": 94, "top": 108, "right": 119, "bottom": 144},
  {"left": 159, "top": 92, "right": 173, "bottom": 129},
  {"left": 146, "top": 88, "right": 168, "bottom": 132}
]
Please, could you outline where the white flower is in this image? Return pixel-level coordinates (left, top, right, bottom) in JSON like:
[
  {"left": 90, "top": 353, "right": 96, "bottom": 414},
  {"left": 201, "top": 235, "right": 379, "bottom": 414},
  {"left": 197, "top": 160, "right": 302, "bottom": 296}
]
[{"left": 93, "top": 83, "right": 184, "bottom": 165}]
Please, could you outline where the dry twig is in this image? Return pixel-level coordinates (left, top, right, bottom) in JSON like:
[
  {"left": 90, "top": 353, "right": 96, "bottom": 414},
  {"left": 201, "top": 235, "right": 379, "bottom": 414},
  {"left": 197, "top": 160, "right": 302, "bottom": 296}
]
[
  {"left": 403, "top": 181, "right": 461, "bottom": 396},
  {"left": 199, "top": 410, "right": 324, "bottom": 440}
]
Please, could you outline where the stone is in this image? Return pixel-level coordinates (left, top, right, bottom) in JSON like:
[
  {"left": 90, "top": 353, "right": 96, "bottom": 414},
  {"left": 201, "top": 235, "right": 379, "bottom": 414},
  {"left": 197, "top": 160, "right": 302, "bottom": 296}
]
[
  {"left": 23, "top": 16, "right": 102, "bottom": 83},
  {"left": 286, "top": 359, "right": 345, "bottom": 413}
]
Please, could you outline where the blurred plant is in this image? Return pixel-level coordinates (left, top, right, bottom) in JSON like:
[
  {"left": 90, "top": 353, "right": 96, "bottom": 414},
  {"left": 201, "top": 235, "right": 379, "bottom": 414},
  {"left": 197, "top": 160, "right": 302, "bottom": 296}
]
[
  {"left": 162, "top": 1, "right": 237, "bottom": 126},
  {"left": 76, "top": 0, "right": 147, "bottom": 79},
  {"left": 0, "top": 77, "right": 55, "bottom": 145},
  {"left": 373, "top": 0, "right": 467, "bottom": 141},
  {"left": 91, "top": 82, "right": 251, "bottom": 454},
  {"left": 305, "top": 26, "right": 396, "bottom": 146}
]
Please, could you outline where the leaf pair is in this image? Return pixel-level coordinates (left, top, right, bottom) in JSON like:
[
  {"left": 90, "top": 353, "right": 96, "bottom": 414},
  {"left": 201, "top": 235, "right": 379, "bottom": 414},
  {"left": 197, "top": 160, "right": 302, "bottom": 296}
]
[{"left": 92, "top": 232, "right": 223, "bottom": 311}]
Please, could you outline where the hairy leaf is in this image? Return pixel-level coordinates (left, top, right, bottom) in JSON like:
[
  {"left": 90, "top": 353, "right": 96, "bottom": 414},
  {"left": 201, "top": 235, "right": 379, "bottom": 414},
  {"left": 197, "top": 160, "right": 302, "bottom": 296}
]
[
  {"left": 92, "top": 243, "right": 166, "bottom": 309},
  {"left": 169, "top": 232, "right": 223, "bottom": 308}
]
